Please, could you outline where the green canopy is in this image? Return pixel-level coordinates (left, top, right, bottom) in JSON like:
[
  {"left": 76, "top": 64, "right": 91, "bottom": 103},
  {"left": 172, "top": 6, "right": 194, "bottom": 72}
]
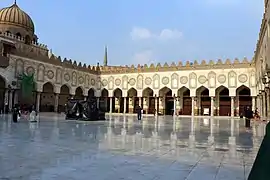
[{"left": 21, "top": 73, "right": 35, "bottom": 99}]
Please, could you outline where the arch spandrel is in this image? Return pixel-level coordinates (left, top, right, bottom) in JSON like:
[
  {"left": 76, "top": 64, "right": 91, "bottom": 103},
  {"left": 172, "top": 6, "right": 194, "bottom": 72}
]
[
  {"left": 152, "top": 74, "right": 160, "bottom": 89},
  {"left": 171, "top": 73, "right": 179, "bottom": 89}
]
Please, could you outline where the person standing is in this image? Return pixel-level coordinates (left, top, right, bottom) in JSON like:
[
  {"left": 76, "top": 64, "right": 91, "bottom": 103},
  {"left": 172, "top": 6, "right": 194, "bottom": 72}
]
[
  {"left": 12, "top": 104, "right": 20, "bottom": 123},
  {"left": 244, "top": 106, "right": 253, "bottom": 128},
  {"left": 137, "top": 106, "right": 142, "bottom": 120}
]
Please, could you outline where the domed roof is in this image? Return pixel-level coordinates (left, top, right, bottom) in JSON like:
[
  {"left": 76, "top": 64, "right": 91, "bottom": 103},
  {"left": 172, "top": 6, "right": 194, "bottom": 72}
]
[{"left": 0, "top": 2, "right": 34, "bottom": 33}]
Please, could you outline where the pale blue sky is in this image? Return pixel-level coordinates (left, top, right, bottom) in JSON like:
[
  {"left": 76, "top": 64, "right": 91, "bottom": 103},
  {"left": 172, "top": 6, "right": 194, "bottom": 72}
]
[{"left": 0, "top": 0, "right": 264, "bottom": 66}]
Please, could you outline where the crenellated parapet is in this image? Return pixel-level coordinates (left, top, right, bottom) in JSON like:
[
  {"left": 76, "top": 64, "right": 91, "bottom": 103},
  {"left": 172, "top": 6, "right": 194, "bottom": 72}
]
[
  {"left": 0, "top": 31, "right": 47, "bottom": 49},
  {"left": 99, "top": 57, "right": 254, "bottom": 75}
]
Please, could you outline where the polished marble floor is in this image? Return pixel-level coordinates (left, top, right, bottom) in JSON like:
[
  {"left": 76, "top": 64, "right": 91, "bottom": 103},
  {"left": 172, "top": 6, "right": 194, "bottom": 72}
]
[{"left": 0, "top": 113, "right": 266, "bottom": 180}]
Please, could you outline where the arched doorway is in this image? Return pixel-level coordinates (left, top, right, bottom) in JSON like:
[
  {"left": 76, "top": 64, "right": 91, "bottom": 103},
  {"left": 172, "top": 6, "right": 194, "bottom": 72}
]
[
  {"left": 142, "top": 87, "right": 154, "bottom": 114},
  {"left": 74, "top": 87, "right": 84, "bottom": 100},
  {"left": 112, "top": 88, "right": 123, "bottom": 113},
  {"left": 100, "top": 88, "right": 109, "bottom": 112},
  {"left": 59, "top": 84, "right": 70, "bottom": 112},
  {"left": 196, "top": 86, "right": 210, "bottom": 116},
  {"left": 127, "top": 88, "right": 138, "bottom": 113},
  {"left": 0, "top": 76, "right": 5, "bottom": 112},
  {"left": 40, "top": 82, "right": 54, "bottom": 112},
  {"left": 237, "top": 85, "right": 252, "bottom": 116},
  {"left": 88, "top": 88, "right": 95, "bottom": 98},
  {"left": 159, "top": 87, "right": 173, "bottom": 115},
  {"left": 178, "top": 86, "right": 191, "bottom": 115},
  {"left": 216, "top": 86, "right": 230, "bottom": 116}
]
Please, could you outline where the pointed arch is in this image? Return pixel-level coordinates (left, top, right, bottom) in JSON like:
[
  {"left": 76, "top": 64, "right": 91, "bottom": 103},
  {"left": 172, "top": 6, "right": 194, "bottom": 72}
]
[
  {"left": 216, "top": 85, "right": 230, "bottom": 116},
  {"left": 177, "top": 86, "right": 191, "bottom": 115},
  {"left": 40, "top": 82, "right": 55, "bottom": 112},
  {"left": 236, "top": 85, "right": 251, "bottom": 116},
  {"left": 100, "top": 88, "right": 109, "bottom": 112},
  {"left": 74, "top": 86, "right": 84, "bottom": 100}
]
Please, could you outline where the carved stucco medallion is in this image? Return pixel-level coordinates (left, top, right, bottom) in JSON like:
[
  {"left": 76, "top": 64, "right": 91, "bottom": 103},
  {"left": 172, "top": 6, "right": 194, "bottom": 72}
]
[
  {"left": 115, "top": 78, "right": 121, "bottom": 86},
  {"left": 218, "top": 74, "right": 226, "bottom": 84},
  {"left": 78, "top": 76, "right": 84, "bottom": 84},
  {"left": 145, "top": 77, "right": 152, "bottom": 85},
  {"left": 64, "top": 73, "right": 70, "bottom": 82},
  {"left": 238, "top": 74, "right": 248, "bottom": 83},
  {"left": 91, "top": 79, "right": 96, "bottom": 86},
  {"left": 129, "top": 78, "right": 136, "bottom": 86},
  {"left": 180, "top": 76, "right": 188, "bottom": 84},
  {"left": 47, "top": 70, "right": 54, "bottom": 79},
  {"left": 26, "top": 66, "right": 34, "bottom": 75},
  {"left": 162, "top": 77, "right": 169, "bottom": 85},
  {"left": 102, "top": 79, "right": 108, "bottom": 86},
  {"left": 198, "top": 75, "right": 207, "bottom": 84}
]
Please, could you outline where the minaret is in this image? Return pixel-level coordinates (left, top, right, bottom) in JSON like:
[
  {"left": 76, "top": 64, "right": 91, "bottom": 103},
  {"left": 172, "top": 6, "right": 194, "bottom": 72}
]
[{"left": 103, "top": 46, "right": 108, "bottom": 66}]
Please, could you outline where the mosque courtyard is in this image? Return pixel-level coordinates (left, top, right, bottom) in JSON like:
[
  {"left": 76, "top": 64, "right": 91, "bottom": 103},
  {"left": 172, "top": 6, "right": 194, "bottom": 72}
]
[{"left": 0, "top": 113, "right": 265, "bottom": 180}]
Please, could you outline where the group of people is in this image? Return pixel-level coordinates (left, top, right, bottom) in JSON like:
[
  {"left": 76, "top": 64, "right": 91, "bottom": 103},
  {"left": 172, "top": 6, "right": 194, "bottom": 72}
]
[
  {"left": 12, "top": 104, "right": 37, "bottom": 123},
  {"left": 243, "top": 106, "right": 264, "bottom": 128}
]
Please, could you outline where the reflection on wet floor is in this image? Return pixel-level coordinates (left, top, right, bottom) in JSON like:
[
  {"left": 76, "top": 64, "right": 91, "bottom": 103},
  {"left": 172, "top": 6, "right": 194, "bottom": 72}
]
[{"left": 0, "top": 113, "right": 265, "bottom": 180}]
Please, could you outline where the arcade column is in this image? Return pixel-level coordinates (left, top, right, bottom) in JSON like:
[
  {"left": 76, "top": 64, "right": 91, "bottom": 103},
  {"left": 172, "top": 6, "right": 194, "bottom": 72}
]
[
  {"left": 97, "top": 97, "right": 100, "bottom": 109},
  {"left": 123, "top": 97, "right": 127, "bottom": 114},
  {"left": 143, "top": 97, "right": 148, "bottom": 114},
  {"left": 191, "top": 97, "right": 195, "bottom": 116},
  {"left": 235, "top": 96, "right": 239, "bottom": 116},
  {"left": 115, "top": 98, "right": 120, "bottom": 113},
  {"left": 210, "top": 97, "right": 214, "bottom": 117},
  {"left": 138, "top": 97, "right": 142, "bottom": 107},
  {"left": 252, "top": 96, "right": 256, "bottom": 113},
  {"left": 159, "top": 97, "right": 165, "bottom": 114},
  {"left": 266, "top": 89, "right": 270, "bottom": 118},
  {"left": 155, "top": 96, "right": 158, "bottom": 115},
  {"left": 215, "top": 94, "right": 220, "bottom": 116},
  {"left": 128, "top": 97, "right": 133, "bottom": 113},
  {"left": 231, "top": 96, "right": 235, "bottom": 117},
  {"left": 176, "top": 97, "right": 181, "bottom": 113},
  {"left": 36, "top": 92, "right": 41, "bottom": 112},
  {"left": 173, "top": 96, "right": 177, "bottom": 116},
  {"left": 54, "top": 93, "right": 59, "bottom": 112},
  {"left": 262, "top": 91, "right": 267, "bottom": 119},
  {"left": 3, "top": 90, "right": 8, "bottom": 113},
  {"left": 109, "top": 97, "right": 113, "bottom": 113},
  {"left": 8, "top": 90, "right": 13, "bottom": 112}
]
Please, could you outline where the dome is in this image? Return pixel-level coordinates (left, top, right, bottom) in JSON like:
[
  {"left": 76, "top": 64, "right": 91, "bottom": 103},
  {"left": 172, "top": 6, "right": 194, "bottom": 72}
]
[{"left": 0, "top": 2, "right": 34, "bottom": 33}]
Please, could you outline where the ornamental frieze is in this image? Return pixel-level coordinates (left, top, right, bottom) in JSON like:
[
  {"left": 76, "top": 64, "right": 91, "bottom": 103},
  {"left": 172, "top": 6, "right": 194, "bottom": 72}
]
[
  {"left": 129, "top": 78, "right": 136, "bottom": 86},
  {"left": 78, "top": 76, "right": 84, "bottom": 84},
  {"left": 217, "top": 74, "right": 226, "bottom": 84},
  {"left": 115, "top": 78, "right": 121, "bottom": 86},
  {"left": 91, "top": 78, "right": 96, "bottom": 86},
  {"left": 145, "top": 77, "right": 152, "bottom": 86},
  {"left": 162, "top": 77, "right": 169, "bottom": 85},
  {"left": 180, "top": 76, "right": 188, "bottom": 84},
  {"left": 47, "top": 70, "right": 54, "bottom": 79},
  {"left": 198, "top": 75, "right": 207, "bottom": 84},
  {"left": 238, "top": 74, "right": 248, "bottom": 83},
  {"left": 64, "top": 73, "right": 70, "bottom": 82},
  {"left": 102, "top": 79, "right": 108, "bottom": 86},
  {"left": 26, "top": 66, "right": 35, "bottom": 75}
]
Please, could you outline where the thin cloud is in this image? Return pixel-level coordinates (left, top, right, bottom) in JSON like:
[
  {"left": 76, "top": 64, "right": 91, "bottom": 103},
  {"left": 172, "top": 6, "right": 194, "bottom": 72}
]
[{"left": 130, "top": 27, "right": 183, "bottom": 41}]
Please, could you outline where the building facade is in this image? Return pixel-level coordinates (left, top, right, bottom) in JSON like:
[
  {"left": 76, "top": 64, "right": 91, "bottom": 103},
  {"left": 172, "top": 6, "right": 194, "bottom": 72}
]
[{"left": 0, "top": 2, "right": 267, "bottom": 117}]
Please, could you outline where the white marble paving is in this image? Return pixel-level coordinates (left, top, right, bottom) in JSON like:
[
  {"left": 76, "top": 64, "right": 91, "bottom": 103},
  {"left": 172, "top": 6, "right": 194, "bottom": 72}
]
[{"left": 0, "top": 113, "right": 265, "bottom": 180}]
